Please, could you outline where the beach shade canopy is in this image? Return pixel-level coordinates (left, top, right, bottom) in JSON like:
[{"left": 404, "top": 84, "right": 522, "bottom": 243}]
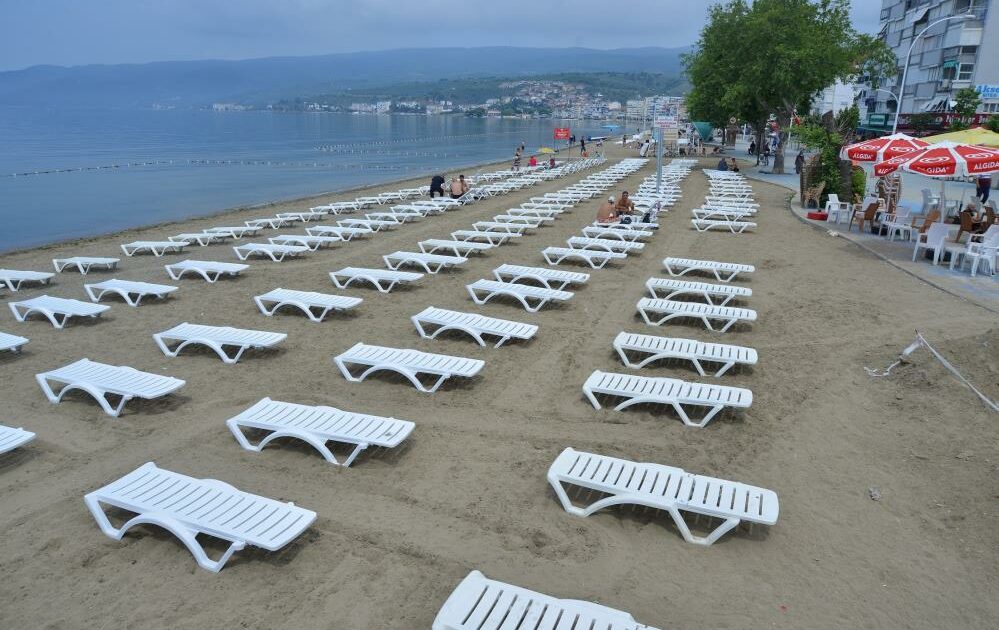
[
  {"left": 873, "top": 141, "right": 999, "bottom": 177},
  {"left": 840, "top": 133, "right": 929, "bottom": 162},
  {"left": 922, "top": 126, "right": 999, "bottom": 148},
  {"left": 692, "top": 122, "right": 713, "bottom": 141}
]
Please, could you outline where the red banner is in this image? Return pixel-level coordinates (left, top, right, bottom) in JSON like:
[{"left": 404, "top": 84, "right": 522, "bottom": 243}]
[{"left": 553, "top": 127, "right": 571, "bottom": 140}]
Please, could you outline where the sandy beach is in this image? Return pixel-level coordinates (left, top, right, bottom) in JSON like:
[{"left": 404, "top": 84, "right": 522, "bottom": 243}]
[{"left": 0, "top": 144, "right": 996, "bottom": 629}]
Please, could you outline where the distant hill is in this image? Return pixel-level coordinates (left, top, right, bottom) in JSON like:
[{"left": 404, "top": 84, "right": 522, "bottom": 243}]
[{"left": 0, "top": 46, "right": 690, "bottom": 109}]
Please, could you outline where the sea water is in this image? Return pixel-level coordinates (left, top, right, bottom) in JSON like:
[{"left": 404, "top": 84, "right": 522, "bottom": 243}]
[{"left": 0, "top": 107, "right": 609, "bottom": 252}]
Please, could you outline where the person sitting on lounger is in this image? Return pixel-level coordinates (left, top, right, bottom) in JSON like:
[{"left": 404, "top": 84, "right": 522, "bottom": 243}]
[
  {"left": 596, "top": 196, "right": 618, "bottom": 223},
  {"left": 615, "top": 191, "right": 636, "bottom": 215}
]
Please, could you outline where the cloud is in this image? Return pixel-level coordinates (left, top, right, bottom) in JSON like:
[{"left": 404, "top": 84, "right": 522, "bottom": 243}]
[{"left": 0, "top": 0, "right": 886, "bottom": 71}]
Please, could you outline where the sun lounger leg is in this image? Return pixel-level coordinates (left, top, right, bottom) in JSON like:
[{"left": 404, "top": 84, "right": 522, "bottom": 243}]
[
  {"left": 713, "top": 361, "right": 736, "bottom": 377},
  {"left": 582, "top": 386, "right": 602, "bottom": 409},
  {"left": 673, "top": 403, "right": 723, "bottom": 428},
  {"left": 121, "top": 508, "right": 245, "bottom": 572},
  {"left": 667, "top": 507, "right": 740, "bottom": 545}
]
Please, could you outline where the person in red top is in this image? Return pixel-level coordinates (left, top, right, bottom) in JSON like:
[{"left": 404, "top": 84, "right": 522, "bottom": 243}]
[{"left": 528, "top": 155, "right": 538, "bottom": 167}]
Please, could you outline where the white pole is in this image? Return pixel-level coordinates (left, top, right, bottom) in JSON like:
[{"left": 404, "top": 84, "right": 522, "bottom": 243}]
[{"left": 892, "top": 13, "right": 975, "bottom": 134}]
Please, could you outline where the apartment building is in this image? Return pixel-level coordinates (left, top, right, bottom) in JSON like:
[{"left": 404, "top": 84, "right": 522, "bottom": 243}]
[{"left": 861, "top": 0, "right": 997, "bottom": 129}]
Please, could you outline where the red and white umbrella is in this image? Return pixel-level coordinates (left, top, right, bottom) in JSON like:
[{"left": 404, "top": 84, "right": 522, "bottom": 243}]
[
  {"left": 840, "top": 133, "right": 929, "bottom": 162},
  {"left": 873, "top": 141, "right": 999, "bottom": 177}
]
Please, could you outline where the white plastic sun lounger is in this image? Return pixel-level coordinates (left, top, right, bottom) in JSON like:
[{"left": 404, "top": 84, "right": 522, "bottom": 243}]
[
  {"left": 467, "top": 279, "right": 572, "bottom": 312},
  {"left": 338, "top": 218, "right": 397, "bottom": 231},
  {"left": 412, "top": 306, "right": 538, "bottom": 348},
  {"left": 367, "top": 211, "right": 421, "bottom": 223},
  {"left": 433, "top": 570, "right": 662, "bottom": 630},
  {"left": 52, "top": 257, "right": 119, "bottom": 275},
  {"left": 233, "top": 243, "right": 309, "bottom": 262},
  {"left": 582, "top": 370, "right": 753, "bottom": 427},
  {"left": 120, "top": 241, "right": 189, "bottom": 257},
  {"left": 205, "top": 225, "right": 261, "bottom": 239},
  {"left": 0, "top": 268, "right": 55, "bottom": 291},
  {"left": 646, "top": 278, "right": 752, "bottom": 306},
  {"left": 471, "top": 221, "right": 531, "bottom": 235},
  {"left": 567, "top": 237, "right": 644, "bottom": 254},
  {"left": 165, "top": 260, "right": 249, "bottom": 283},
  {"left": 276, "top": 210, "right": 326, "bottom": 222},
  {"left": 419, "top": 239, "right": 493, "bottom": 257},
  {"left": 692, "top": 208, "right": 756, "bottom": 221},
  {"left": 170, "top": 232, "right": 226, "bottom": 246},
  {"left": 244, "top": 217, "right": 295, "bottom": 229},
  {"left": 581, "top": 226, "right": 652, "bottom": 241},
  {"left": 450, "top": 230, "right": 520, "bottom": 246},
  {"left": 0, "top": 331, "right": 29, "bottom": 354},
  {"left": 36, "top": 358, "right": 185, "bottom": 417},
  {"left": 613, "top": 332, "right": 758, "bottom": 376},
  {"left": 227, "top": 397, "right": 414, "bottom": 467},
  {"left": 84, "top": 279, "right": 178, "bottom": 307},
  {"left": 10, "top": 295, "right": 109, "bottom": 329},
  {"left": 383, "top": 251, "right": 467, "bottom": 274},
  {"left": 504, "top": 207, "right": 562, "bottom": 219},
  {"left": 548, "top": 448, "right": 778, "bottom": 545},
  {"left": 254, "top": 288, "right": 362, "bottom": 322},
  {"left": 0, "top": 424, "right": 35, "bottom": 454},
  {"left": 692, "top": 219, "right": 757, "bottom": 234},
  {"left": 85, "top": 462, "right": 316, "bottom": 572},
  {"left": 543, "top": 247, "right": 626, "bottom": 269},
  {"left": 637, "top": 298, "right": 757, "bottom": 332},
  {"left": 306, "top": 225, "right": 371, "bottom": 240},
  {"left": 330, "top": 267, "right": 423, "bottom": 293},
  {"left": 268, "top": 234, "right": 342, "bottom": 250},
  {"left": 662, "top": 257, "right": 755, "bottom": 282},
  {"left": 492, "top": 264, "right": 589, "bottom": 290},
  {"left": 153, "top": 323, "right": 287, "bottom": 364},
  {"left": 493, "top": 214, "right": 550, "bottom": 227},
  {"left": 334, "top": 342, "right": 484, "bottom": 393}
]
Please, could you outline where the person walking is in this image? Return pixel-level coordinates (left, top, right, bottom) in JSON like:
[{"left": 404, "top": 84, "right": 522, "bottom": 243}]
[
  {"left": 512, "top": 151, "right": 522, "bottom": 171},
  {"left": 977, "top": 173, "right": 992, "bottom": 204},
  {"left": 580, "top": 137, "right": 586, "bottom": 155},
  {"left": 795, "top": 150, "right": 805, "bottom": 175}
]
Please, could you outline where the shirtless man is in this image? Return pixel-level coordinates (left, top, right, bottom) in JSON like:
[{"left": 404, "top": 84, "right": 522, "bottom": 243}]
[
  {"left": 596, "top": 196, "right": 618, "bottom": 223},
  {"left": 615, "top": 191, "right": 636, "bottom": 216},
  {"left": 449, "top": 176, "right": 465, "bottom": 199}
]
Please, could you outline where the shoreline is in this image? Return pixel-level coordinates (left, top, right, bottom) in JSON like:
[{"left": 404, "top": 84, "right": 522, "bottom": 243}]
[{"left": 0, "top": 154, "right": 523, "bottom": 257}]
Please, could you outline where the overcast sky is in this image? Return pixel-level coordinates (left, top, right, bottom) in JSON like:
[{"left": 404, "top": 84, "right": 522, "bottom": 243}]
[{"left": 0, "top": 1, "right": 883, "bottom": 72}]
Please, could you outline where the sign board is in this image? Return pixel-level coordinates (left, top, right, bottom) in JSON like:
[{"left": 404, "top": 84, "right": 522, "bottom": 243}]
[
  {"left": 654, "top": 115, "right": 678, "bottom": 130},
  {"left": 553, "top": 127, "right": 571, "bottom": 140},
  {"left": 976, "top": 84, "right": 999, "bottom": 100},
  {"left": 868, "top": 113, "right": 888, "bottom": 126}
]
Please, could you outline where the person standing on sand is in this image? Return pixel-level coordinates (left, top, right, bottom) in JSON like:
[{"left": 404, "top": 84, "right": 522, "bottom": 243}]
[
  {"left": 596, "top": 196, "right": 618, "bottom": 223},
  {"left": 528, "top": 155, "right": 537, "bottom": 168},
  {"left": 580, "top": 137, "right": 586, "bottom": 155},
  {"left": 512, "top": 151, "right": 522, "bottom": 171},
  {"left": 429, "top": 173, "right": 445, "bottom": 198},
  {"left": 459, "top": 174, "right": 469, "bottom": 195},
  {"left": 449, "top": 175, "right": 464, "bottom": 199}
]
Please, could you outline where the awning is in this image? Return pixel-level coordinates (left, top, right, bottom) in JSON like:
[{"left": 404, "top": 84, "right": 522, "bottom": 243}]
[{"left": 911, "top": 6, "right": 929, "bottom": 23}]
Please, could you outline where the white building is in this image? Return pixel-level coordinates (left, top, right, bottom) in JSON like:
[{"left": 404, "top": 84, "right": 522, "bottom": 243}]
[{"left": 813, "top": 80, "right": 862, "bottom": 116}]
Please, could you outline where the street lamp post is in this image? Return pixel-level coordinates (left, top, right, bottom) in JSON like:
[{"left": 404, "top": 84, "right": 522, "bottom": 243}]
[{"left": 892, "top": 13, "right": 975, "bottom": 134}]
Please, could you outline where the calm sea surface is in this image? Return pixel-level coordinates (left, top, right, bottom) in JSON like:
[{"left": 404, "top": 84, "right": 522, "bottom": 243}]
[{"left": 0, "top": 108, "right": 610, "bottom": 252}]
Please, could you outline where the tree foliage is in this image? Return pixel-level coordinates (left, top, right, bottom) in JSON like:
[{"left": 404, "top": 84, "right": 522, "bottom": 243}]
[
  {"left": 985, "top": 115, "right": 999, "bottom": 134},
  {"left": 684, "top": 0, "right": 895, "bottom": 173},
  {"left": 949, "top": 87, "right": 982, "bottom": 131}
]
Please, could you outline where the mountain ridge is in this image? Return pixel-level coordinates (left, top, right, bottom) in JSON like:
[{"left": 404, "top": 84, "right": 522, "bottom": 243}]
[{"left": 0, "top": 46, "right": 690, "bottom": 108}]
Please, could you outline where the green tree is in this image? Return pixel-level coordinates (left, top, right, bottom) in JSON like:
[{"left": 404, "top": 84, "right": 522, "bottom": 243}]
[
  {"left": 908, "top": 112, "right": 935, "bottom": 133},
  {"left": 949, "top": 87, "right": 981, "bottom": 131},
  {"left": 985, "top": 115, "right": 999, "bottom": 134},
  {"left": 684, "top": 0, "right": 894, "bottom": 173}
]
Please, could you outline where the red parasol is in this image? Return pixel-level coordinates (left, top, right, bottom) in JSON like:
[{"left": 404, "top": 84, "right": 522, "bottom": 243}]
[
  {"left": 840, "top": 133, "right": 929, "bottom": 162},
  {"left": 872, "top": 141, "right": 999, "bottom": 177}
]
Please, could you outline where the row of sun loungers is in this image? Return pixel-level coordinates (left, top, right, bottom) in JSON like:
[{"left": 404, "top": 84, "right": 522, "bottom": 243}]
[{"left": 3, "top": 157, "right": 779, "bottom": 602}]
